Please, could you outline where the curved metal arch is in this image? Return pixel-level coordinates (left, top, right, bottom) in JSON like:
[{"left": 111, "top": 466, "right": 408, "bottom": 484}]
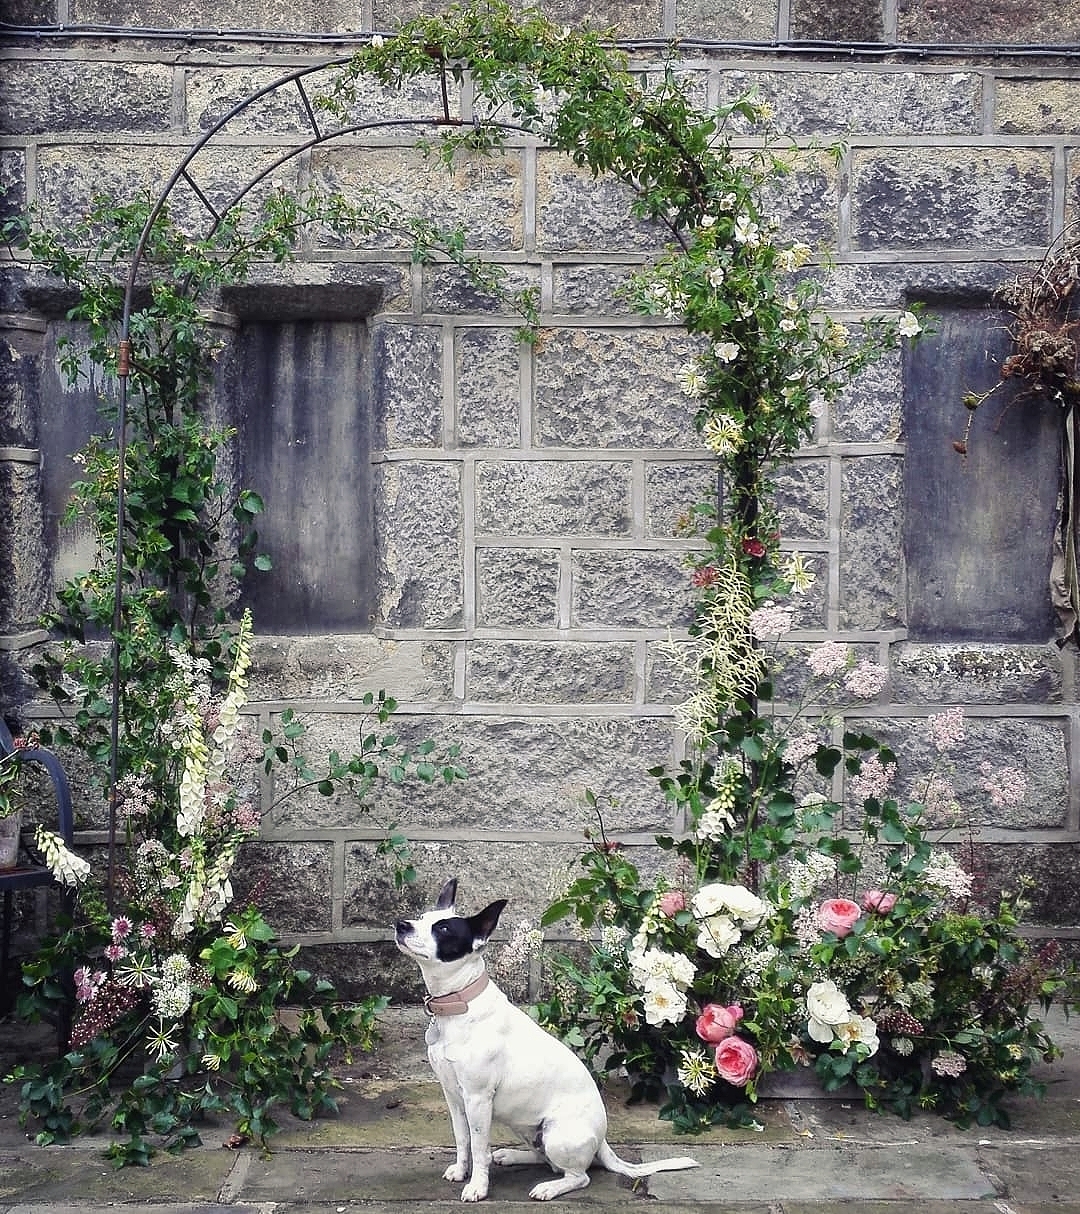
[{"left": 107, "top": 58, "right": 535, "bottom": 903}]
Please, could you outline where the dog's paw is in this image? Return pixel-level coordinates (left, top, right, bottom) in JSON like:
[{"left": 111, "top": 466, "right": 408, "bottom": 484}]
[
  {"left": 443, "top": 1163, "right": 469, "bottom": 1183},
  {"left": 460, "top": 1180, "right": 489, "bottom": 1202}
]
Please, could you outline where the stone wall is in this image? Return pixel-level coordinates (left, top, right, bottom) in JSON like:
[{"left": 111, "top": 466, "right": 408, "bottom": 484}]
[{"left": 2, "top": 1, "right": 1080, "bottom": 996}]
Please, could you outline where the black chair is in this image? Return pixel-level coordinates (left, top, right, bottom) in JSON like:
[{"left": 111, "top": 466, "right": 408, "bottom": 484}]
[{"left": 0, "top": 718, "right": 75, "bottom": 1039}]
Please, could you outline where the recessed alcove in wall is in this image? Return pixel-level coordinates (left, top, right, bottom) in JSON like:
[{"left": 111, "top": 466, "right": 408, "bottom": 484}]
[
  {"left": 33, "top": 281, "right": 382, "bottom": 636},
  {"left": 903, "top": 304, "right": 1060, "bottom": 642},
  {"left": 224, "top": 284, "right": 380, "bottom": 635}
]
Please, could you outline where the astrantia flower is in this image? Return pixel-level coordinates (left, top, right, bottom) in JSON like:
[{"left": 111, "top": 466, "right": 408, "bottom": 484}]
[
  {"left": 111, "top": 916, "right": 133, "bottom": 942},
  {"left": 930, "top": 1050, "right": 967, "bottom": 1078}
]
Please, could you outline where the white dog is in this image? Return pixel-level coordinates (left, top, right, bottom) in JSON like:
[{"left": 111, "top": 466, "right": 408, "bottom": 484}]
[{"left": 394, "top": 878, "right": 699, "bottom": 1202}]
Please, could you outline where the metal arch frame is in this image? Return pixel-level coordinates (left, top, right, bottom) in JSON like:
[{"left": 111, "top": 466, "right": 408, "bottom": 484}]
[{"left": 107, "top": 59, "right": 535, "bottom": 904}]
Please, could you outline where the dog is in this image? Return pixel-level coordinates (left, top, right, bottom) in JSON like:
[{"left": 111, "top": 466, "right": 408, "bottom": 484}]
[{"left": 394, "top": 878, "right": 699, "bottom": 1202}]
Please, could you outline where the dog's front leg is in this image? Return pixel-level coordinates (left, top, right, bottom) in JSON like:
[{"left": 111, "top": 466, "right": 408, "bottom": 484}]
[
  {"left": 438, "top": 1080, "right": 473, "bottom": 1184},
  {"left": 459, "top": 1090, "right": 496, "bottom": 1202}
]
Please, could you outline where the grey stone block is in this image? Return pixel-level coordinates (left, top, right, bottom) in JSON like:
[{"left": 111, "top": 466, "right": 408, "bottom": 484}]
[
  {"left": 0, "top": 462, "right": 49, "bottom": 631},
  {"left": 645, "top": 460, "right": 717, "bottom": 540},
  {"left": 851, "top": 148, "right": 1053, "bottom": 251},
  {"left": 232, "top": 840, "right": 334, "bottom": 933},
  {"left": 0, "top": 322, "right": 44, "bottom": 442},
  {"left": 719, "top": 68, "right": 978, "bottom": 136},
  {"left": 834, "top": 347, "right": 904, "bottom": 442},
  {"left": 978, "top": 843, "right": 1080, "bottom": 925},
  {"left": 374, "top": 323, "right": 442, "bottom": 449},
  {"left": 0, "top": 61, "right": 174, "bottom": 135},
  {"left": 849, "top": 715, "right": 1068, "bottom": 831},
  {"left": 249, "top": 635, "right": 456, "bottom": 702},
  {"left": 185, "top": 66, "right": 317, "bottom": 136},
  {"left": 774, "top": 458, "right": 828, "bottom": 542},
  {"left": 476, "top": 460, "right": 632, "bottom": 537},
  {"left": 897, "top": 0, "right": 1080, "bottom": 44},
  {"left": 523, "top": 0, "right": 663, "bottom": 37},
  {"left": 536, "top": 153, "right": 667, "bottom": 254},
  {"left": 891, "top": 643, "right": 1063, "bottom": 705},
  {"left": 676, "top": 0, "right": 779, "bottom": 38},
  {"left": 356, "top": 708, "right": 674, "bottom": 835},
  {"left": 466, "top": 639, "right": 636, "bottom": 703},
  {"left": 572, "top": 549, "right": 695, "bottom": 628},
  {"left": 550, "top": 264, "right": 638, "bottom": 316},
  {"left": 840, "top": 454, "right": 903, "bottom": 630},
  {"left": 996, "top": 79, "right": 1080, "bottom": 135},
  {"left": 71, "top": 0, "right": 366, "bottom": 31},
  {"left": 375, "top": 461, "right": 463, "bottom": 628},
  {"left": 0, "top": 150, "right": 26, "bottom": 222},
  {"left": 475, "top": 547, "right": 561, "bottom": 628},
  {"left": 423, "top": 263, "right": 539, "bottom": 316},
  {"left": 534, "top": 328, "right": 699, "bottom": 448},
  {"left": 455, "top": 328, "right": 521, "bottom": 448},
  {"left": 309, "top": 146, "right": 524, "bottom": 252},
  {"left": 36, "top": 143, "right": 300, "bottom": 238},
  {"left": 790, "top": 0, "right": 883, "bottom": 41}
]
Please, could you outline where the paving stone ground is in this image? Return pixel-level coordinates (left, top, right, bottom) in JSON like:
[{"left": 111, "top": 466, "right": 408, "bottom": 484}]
[{"left": 0, "top": 1005, "right": 1077, "bottom": 1212}]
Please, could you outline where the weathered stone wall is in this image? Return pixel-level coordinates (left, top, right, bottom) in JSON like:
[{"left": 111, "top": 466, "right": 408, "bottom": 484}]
[{"left": 3, "top": 1, "right": 1080, "bottom": 996}]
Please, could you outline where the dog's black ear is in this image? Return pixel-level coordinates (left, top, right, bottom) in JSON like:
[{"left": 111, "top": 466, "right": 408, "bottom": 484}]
[
  {"left": 436, "top": 878, "right": 458, "bottom": 910},
  {"left": 469, "top": 898, "right": 508, "bottom": 948}
]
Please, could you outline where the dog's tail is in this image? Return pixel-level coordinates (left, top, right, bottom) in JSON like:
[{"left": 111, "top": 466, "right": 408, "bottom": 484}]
[{"left": 596, "top": 1141, "right": 699, "bottom": 1178}]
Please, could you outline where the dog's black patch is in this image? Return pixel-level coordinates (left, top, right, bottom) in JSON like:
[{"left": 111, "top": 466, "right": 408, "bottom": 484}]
[{"left": 432, "top": 916, "right": 477, "bottom": 963}]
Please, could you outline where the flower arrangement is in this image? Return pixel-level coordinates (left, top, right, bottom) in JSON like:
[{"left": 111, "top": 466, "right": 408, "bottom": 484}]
[{"left": 539, "top": 585, "right": 1073, "bottom": 1131}]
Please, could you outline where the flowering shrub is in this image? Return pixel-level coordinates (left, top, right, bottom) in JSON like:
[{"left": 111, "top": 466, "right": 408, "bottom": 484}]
[{"left": 539, "top": 609, "right": 1073, "bottom": 1132}]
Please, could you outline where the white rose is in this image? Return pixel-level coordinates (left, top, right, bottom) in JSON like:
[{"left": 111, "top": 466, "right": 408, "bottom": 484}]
[
  {"left": 835, "top": 1013, "right": 879, "bottom": 1057},
  {"left": 805, "top": 979, "right": 851, "bottom": 1028},
  {"left": 718, "top": 884, "right": 769, "bottom": 929},
  {"left": 696, "top": 914, "right": 741, "bottom": 958},
  {"left": 692, "top": 883, "right": 727, "bottom": 917},
  {"left": 642, "top": 978, "right": 687, "bottom": 1026}
]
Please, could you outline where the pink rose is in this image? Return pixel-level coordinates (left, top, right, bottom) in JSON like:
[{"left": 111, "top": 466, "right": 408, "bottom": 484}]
[
  {"left": 861, "top": 889, "right": 897, "bottom": 914},
  {"left": 816, "top": 897, "right": 862, "bottom": 938},
  {"left": 695, "top": 1002, "right": 744, "bottom": 1044},
  {"left": 658, "top": 890, "right": 686, "bottom": 917},
  {"left": 714, "top": 1035, "right": 758, "bottom": 1087}
]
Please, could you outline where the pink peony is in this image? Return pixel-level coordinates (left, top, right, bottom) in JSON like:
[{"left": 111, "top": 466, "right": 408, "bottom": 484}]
[
  {"left": 861, "top": 889, "right": 897, "bottom": 914},
  {"left": 695, "top": 1002, "right": 744, "bottom": 1044},
  {"left": 659, "top": 890, "right": 687, "bottom": 917},
  {"left": 816, "top": 897, "right": 862, "bottom": 938},
  {"left": 714, "top": 1035, "right": 758, "bottom": 1087}
]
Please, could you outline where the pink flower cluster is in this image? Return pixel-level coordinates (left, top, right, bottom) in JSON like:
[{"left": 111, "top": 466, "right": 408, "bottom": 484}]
[
  {"left": 695, "top": 1003, "right": 758, "bottom": 1087},
  {"left": 74, "top": 966, "right": 107, "bottom": 1004}
]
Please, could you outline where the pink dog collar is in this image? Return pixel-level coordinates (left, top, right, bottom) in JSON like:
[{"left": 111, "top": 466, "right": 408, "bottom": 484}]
[{"left": 424, "top": 972, "right": 490, "bottom": 1016}]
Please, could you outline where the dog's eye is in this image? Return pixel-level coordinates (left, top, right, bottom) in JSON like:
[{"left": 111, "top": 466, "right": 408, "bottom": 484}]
[{"left": 433, "top": 921, "right": 450, "bottom": 935}]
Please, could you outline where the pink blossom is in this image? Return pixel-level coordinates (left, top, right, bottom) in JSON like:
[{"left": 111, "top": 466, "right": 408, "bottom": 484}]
[
  {"left": 659, "top": 890, "right": 687, "bottom": 917},
  {"left": 691, "top": 566, "right": 718, "bottom": 589},
  {"left": 104, "top": 944, "right": 127, "bottom": 962},
  {"left": 816, "top": 898, "right": 862, "bottom": 938},
  {"left": 861, "top": 889, "right": 897, "bottom": 914},
  {"left": 696, "top": 1002, "right": 744, "bottom": 1044},
  {"left": 714, "top": 1035, "right": 758, "bottom": 1087},
  {"left": 849, "top": 754, "right": 896, "bottom": 802},
  {"left": 927, "top": 707, "right": 964, "bottom": 752},
  {"left": 807, "top": 641, "right": 849, "bottom": 678},
  {"left": 111, "top": 916, "right": 133, "bottom": 941},
  {"left": 843, "top": 660, "right": 888, "bottom": 699},
  {"left": 139, "top": 922, "right": 157, "bottom": 941}
]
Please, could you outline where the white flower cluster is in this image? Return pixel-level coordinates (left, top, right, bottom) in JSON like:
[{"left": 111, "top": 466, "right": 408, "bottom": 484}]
[
  {"left": 805, "top": 979, "right": 879, "bottom": 1056},
  {"left": 692, "top": 882, "right": 769, "bottom": 959},
  {"left": 151, "top": 952, "right": 193, "bottom": 1020},
  {"left": 628, "top": 939, "right": 697, "bottom": 1027},
  {"left": 787, "top": 851, "right": 837, "bottom": 899},
  {"left": 921, "top": 851, "right": 974, "bottom": 904}
]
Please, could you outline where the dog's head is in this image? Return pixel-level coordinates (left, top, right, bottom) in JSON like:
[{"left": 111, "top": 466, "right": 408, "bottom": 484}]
[{"left": 395, "top": 878, "right": 508, "bottom": 971}]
